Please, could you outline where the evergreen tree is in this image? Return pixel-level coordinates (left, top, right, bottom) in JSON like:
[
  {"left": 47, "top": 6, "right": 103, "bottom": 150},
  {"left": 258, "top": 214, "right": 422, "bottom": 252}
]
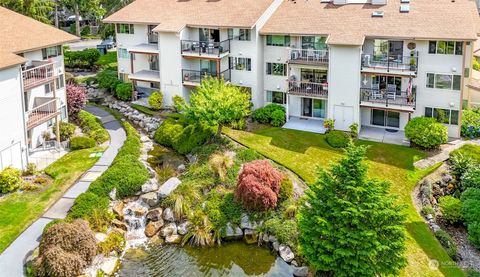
[{"left": 298, "top": 144, "right": 407, "bottom": 276}]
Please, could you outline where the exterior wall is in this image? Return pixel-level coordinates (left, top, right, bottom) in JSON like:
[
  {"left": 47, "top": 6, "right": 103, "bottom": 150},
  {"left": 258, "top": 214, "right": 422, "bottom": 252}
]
[
  {"left": 360, "top": 107, "right": 410, "bottom": 130},
  {"left": 117, "top": 24, "right": 153, "bottom": 75},
  {"left": 263, "top": 43, "right": 288, "bottom": 102},
  {"left": 0, "top": 66, "right": 28, "bottom": 170},
  {"left": 160, "top": 31, "right": 183, "bottom": 106}
]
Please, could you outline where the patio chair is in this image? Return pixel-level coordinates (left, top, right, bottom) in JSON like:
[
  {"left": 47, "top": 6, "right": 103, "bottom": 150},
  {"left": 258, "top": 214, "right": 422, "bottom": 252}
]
[
  {"left": 371, "top": 84, "right": 382, "bottom": 99},
  {"left": 307, "top": 48, "right": 315, "bottom": 61},
  {"left": 387, "top": 84, "right": 396, "bottom": 100}
]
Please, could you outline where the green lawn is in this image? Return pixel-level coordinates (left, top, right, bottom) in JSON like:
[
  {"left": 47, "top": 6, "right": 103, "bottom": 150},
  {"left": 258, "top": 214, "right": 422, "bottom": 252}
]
[
  {"left": 225, "top": 127, "right": 464, "bottom": 277},
  {"left": 95, "top": 51, "right": 117, "bottom": 68},
  {"left": 0, "top": 147, "right": 102, "bottom": 253}
]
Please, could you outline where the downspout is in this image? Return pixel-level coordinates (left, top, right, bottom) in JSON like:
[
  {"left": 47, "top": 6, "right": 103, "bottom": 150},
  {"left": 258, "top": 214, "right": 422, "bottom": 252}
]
[{"left": 19, "top": 65, "right": 28, "bottom": 170}]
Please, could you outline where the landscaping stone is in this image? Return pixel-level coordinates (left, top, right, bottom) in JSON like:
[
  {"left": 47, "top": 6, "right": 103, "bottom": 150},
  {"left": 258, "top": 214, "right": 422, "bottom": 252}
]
[
  {"left": 145, "top": 221, "right": 164, "bottom": 237},
  {"left": 165, "top": 234, "right": 182, "bottom": 244},
  {"left": 160, "top": 223, "right": 177, "bottom": 237},
  {"left": 132, "top": 206, "right": 148, "bottom": 217},
  {"left": 240, "top": 214, "right": 257, "bottom": 229},
  {"left": 112, "top": 201, "right": 124, "bottom": 220},
  {"left": 262, "top": 233, "right": 269, "bottom": 243},
  {"left": 149, "top": 234, "right": 164, "bottom": 245},
  {"left": 293, "top": 266, "right": 309, "bottom": 277},
  {"left": 141, "top": 179, "right": 159, "bottom": 193},
  {"left": 225, "top": 223, "right": 243, "bottom": 239},
  {"left": 140, "top": 192, "right": 159, "bottom": 207},
  {"left": 279, "top": 244, "right": 294, "bottom": 263},
  {"left": 186, "top": 154, "right": 198, "bottom": 164},
  {"left": 244, "top": 229, "right": 258, "bottom": 244},
  {"left": 268, "top": 235, "right": 278, "bottom": 243},
  {"left": 272, "top": 241, "right": 280, "bottom": 252},
  {"left": 109, "top": 188, "right": 117, "bottom": 201},
  {"left": 100, "top": 256, "right": 120, "bottom": 276},
  {"left": 112, "top": 219, "right": 128, "bottom": 231},
  {"left": 146, "top": 208, "right": 163, "bottom": 222},
  {"left": 158, "top": 177, "right": 182, "bottom": 198},
  {"left": 177, "top": 221, "right": 189, "bottom": 235},
  {"left": 177, "top": 164, "right": 186, "bottom": 173},
  {"left": 163, "top": 207, "right": 175, "bottom": 222},
  {"left": 95, "top": 233, "right": 108, "bottom": 243}
]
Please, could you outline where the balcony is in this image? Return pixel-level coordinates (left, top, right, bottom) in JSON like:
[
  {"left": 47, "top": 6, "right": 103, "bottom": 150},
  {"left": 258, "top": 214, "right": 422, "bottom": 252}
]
[
  {"left": 361, "top": 53, "right": 418, "bottom": 76},
  {"left": 26, "top": 97, "right": 59, "bottom": 129},
  {"left": 182, "top": 69, "right": 231, "bottom": 86},
  {"left": 128, "top": 44, "right": 158, "bottom": 55},
  {"left": 181, "top": 39, "right": 231, "bottom": 59},
  {"left": 129, "top": 70, "right": 160, "bottom": 83},
  {"left": 22, "top": 61, "right": 55, "bottom": 90},
  {"left": 359, "top": 87, "right": 416, "bottom": 111},
  {"left": 288, "top": 48, "right": 328, "bottom": 66},
  {"left": 148, "top": 32, "right": 158, "bottom": 44},
  {"left": 288, "top": 80, "right": 328, "bottom": 98}
]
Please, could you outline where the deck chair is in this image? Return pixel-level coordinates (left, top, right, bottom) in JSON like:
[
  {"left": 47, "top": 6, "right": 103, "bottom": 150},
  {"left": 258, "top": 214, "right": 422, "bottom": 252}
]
[
  {"left": 371, "top": 83, "right": 382, "bottom": 99},
  {"left": 387, "top": 84, "right": 397, "bottom": 100}
]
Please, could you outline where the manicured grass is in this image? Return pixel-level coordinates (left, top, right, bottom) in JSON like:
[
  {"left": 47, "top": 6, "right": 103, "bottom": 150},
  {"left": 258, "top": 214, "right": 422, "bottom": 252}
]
[
  {"left": 225, "top": 127, "right": 464, "bottom": 277},
  {"left": 0, "top": 147, "right": 102, "bottom": 253},
  {"left": 95, "top": 51, "right": 117, "bottom": 68},
  {"left": 131, "top": 103, "right": 160, "bottom": 117}
]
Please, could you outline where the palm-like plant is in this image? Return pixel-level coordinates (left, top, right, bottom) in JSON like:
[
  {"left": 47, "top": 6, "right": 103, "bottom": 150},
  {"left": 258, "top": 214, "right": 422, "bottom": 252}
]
[{"left": 182, "top": 209, "right": 214, "bottom": 247}]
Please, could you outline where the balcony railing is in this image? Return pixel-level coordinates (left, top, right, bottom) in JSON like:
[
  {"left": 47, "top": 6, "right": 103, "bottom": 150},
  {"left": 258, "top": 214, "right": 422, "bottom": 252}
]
[
  {"left": 181, "top": 39, "right": 231, "bottom": 57},
  {"left": 360, "top": 87, "right": 416, "bottom": 109},
  {"left": 288, "top": 80, "right": 328, "bottom": 98},
  {"left": 182, "top": 69, "right": 231, "bottom": 84},
  {"left": 26, "top": 97, "right": 59, "bottom": 129},
  {"left": 288, "top": 48, "right": 329, "bottom": 65},
  {"left": 148, "top": 32, "right": 158, "bottom": 44},
  {"left": 361, "top": 53, "right": 418, "bottom": 73},
  {"left": 22, "top": 62, "right": 55, "bottom": 90}
]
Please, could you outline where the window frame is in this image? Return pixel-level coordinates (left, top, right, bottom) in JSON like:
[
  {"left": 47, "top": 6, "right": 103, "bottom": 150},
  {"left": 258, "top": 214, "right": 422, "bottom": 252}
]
[
  {"left": 426, "top": 72, "right": 462, "bottom": 91},
  {"left": 424, "top": 107, "right": 459, "bottom": 125},
  {"left": 56, "top": 74, "right": 65, "bottom": 90},
  {"left": 42, "top": 45, "right": 62, "bottom": 60},
  {"left": 117, "top": 23, "right": 134, "bottom": 34},
  {"left": 229, "top": 57, "right": 252, "bottom": 71},
  {"left": 266, "top": 90, "right": 286, "bottom": 105},
  {"left": 266, "top": 35, "right": 290, "bottom": 47},
  {"left": 266, "top": 63, "right": 286, "bottom": 76},
  {"left": 118, "top": 48, "right": 129, "bottom": 59},
  {"left": 428, "top": 41, "right": 463, "bottom": 55}
]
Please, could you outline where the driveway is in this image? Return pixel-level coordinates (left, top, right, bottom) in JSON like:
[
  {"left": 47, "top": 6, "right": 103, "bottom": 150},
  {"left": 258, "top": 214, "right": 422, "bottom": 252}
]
[{"left": 66, "top": 39, "right": 102, "bottom": 51}]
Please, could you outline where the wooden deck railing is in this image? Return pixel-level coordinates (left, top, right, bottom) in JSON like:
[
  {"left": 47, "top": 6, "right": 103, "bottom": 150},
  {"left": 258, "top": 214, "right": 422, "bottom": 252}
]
[
  {"left": 22, "top": 62, "right": 55, "bottom": 90},
  {"left": 26, "top": 98, "right": 59, "bottom": 129}
]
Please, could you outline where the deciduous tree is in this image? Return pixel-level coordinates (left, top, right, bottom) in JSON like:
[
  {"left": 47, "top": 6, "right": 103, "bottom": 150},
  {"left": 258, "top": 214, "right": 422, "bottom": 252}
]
[{"left": 0, "top": 0, "right": 54, "bottom": 23}]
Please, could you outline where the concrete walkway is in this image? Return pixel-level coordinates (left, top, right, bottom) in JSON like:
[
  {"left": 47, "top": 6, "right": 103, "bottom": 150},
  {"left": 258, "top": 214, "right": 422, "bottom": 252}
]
[
  {"left": 414, "top": 138, "right": 480, "bottom": 169},
  {"left": 0, "top": 106, "right": 126, "bottom": 277}
]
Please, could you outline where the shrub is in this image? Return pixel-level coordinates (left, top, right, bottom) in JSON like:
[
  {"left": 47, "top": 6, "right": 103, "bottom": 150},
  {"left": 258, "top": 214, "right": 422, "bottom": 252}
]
[
  {"left": 23, "top": 163, "right": 38, "bottom": 176},
  {"left": 114, "top": 83, "right": 132, "bottom": 101},
  {"left": 449, "top": 152, "right": 476, "bottom": 179},
  {"left": 323, "top": 118, "right": 335, "bottom": 131},
  {"left": 209, "top": 152, "right": 234, "bottom": 181},
  {"left": 77, "top": 110, "right": 109, "bottom": 143},
  {"left": 80, "top": 25, "right": 91, "bottom": 36},
  {"left": 64, "top": 48, "right": 100, "bottom": 69},
  {"left": 270, "top": 109, "right": 286, "bottom": 127},
  {"left": 21, "top": 182, "right": 40, "bottom": 191},
  {"left": 230, "top": 119, "right": 247, "bottom": 130},
  {"left": 439, "top": 196, "right": 464, "bottom": 224},
  {"left": 467, "top": 269, "right": 480, "bottom": 277},
  {"left": 0, "top": 167, "right": 22, "bottom": 193},
  {"left": 461, "top": 167, "right": 480, "bottom": 191},
  {"left": 56, "top": 122, "right": 76, "bottom": 141},
  {"left": 68, "top": 192, "right": 110, "bottom": 220},
  {"left": 173, "top": 95, "right": 186, "bottom": 112},
  {"left": 97, "top": 69, "right": 120, "bottom": 92},
  {"left": 461, "top": 109, "right": 480, "bottom": 138},
  {"left": 98, "top": 231, "right": 126, "bottom": 255},
  {"left": 434, "top": 230, "right": 457, "bottom": 259},
  {"left": 66, "top": 84, "right": 87, "bottom": 117},
  {"left": 278, "top": 177, "right": 294, "bottom": 202},
  {"left": 148, "top": 91, "right": 163, "bottom": 110},
  {"left": 326, "top": 130, "right": 350, "bottom": 148},
  {"left": 405, "top": 117, "right": 448, "bottom": 149},
  {"left": 421, "top": 205, "right": 436, "bottom": 219},
  {"left": 262, "top": 216, "right": 298, "bottom": 249},
  {"left": 70, "top": 136, "right": 96, "bottom": 150},
  {"left": 153, "top": 118, "right": 183, "bottom": 147},
  {"left": 349, "top": 122, "right": 359, "bottom": 138},
  {"left": 461, "top": 189, "right": 480, "bottom": 225},
  {"left": 252, "top": 104, "right": 285, "bottom": 126},
  {"left": 468, "top": 222, "right": 480, "bottom": 249},
  {"left": 235, "top": 160, "right": 283, "bottom": 210},
  {"left": 34, "top": 176, "right": 49, "bottom": 185},
  {"left": 33, "top": 220, "right": 97, "bottom": 277}
]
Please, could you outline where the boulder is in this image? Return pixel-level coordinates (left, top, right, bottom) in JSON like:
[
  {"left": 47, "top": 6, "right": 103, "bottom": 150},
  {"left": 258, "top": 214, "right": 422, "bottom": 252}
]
[
  {"left": 262, "top": 233, "right": 269, "bottom": 243},
  {"left": 240, "top": 214, "right": 257, "bottom": 230},
  {"left": 177, "top": 221, "right": 189, "bottom": 235},
  {"left": 95, "top": 233, "right": 108, "bottom": 243},
  {"left": 132, "top": 206, "right": 148, "bottom": 217},
  {"left": 177, "top": 164, "right": 186, "bottom": 173},
  {"left": 268, "top": 235, "right": 278, "bottom": 243},
  {"left": 112, "top": 201, "right": 124, "bottom": 220},
  {"left": 225, "top": 223, "right": 243, "bottom": 239},
  {"left": 244, "top": 229, "right": 258, "bottom": 244},
  {"left": 112, "top": 219, "right": 128, "bottom": 231},
  {"left": 109, "top": 188, "right": 117, "bottom": 201},
  {"left": 100, "top": 256, "right": 120, "bottom": 276},
  {"left": 186, "top": 154, "right": 198, "bottom": 164},
  {"left": 163, "top": 208, "right": 175, "bottom": 222},
  {"left": 165, "top": 234, "right": 182, "bottom": 244},
  {"left": 160, "top": 223, "right": 177, "bottom": 237},
  {"left": 158, "top": 177, "right": 182, "bottom": 198},
  {"left": 293, "top": 266, "right": 309, "bottom": 277},
  {"left": 140, "top": 192, "right": 159, "bottom": 207},
  {"left": 142, "top": 179, "right": 159, "bottom": 193},
  {"left": 442, "top": 174, "right": 453, "bottom": 183},
  {"left": 146, "top": 208, "right": 163, "bottom": 222},
  {"left": 279, "top": 244, "right": 294, "bottom": 263},
  {"left": 145, "top": 221, "right": 164, "bottom": 237},
  {"left": 272, "top": 241, "right": 280, "bottom": 252},
  {"left": 149, "top": 234, "right": 164, "bottom": 245}
]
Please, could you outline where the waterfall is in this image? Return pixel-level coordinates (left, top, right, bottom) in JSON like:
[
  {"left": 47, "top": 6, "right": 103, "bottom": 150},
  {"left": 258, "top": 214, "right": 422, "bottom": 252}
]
[{"left": 123, "top": 199, "right": 149, "bottom": 248}]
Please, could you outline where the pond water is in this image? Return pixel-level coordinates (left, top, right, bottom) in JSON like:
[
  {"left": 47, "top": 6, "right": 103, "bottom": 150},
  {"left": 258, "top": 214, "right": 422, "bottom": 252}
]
[
  {"left": 147, "top": 145, "right": 186, "bottom": 181},
  {"left": 119, "top": 242, "right": 293, "bottom": 277}
]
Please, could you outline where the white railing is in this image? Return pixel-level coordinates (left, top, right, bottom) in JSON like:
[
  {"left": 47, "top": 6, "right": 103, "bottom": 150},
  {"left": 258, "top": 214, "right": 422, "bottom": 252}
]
[
  {"left": 22, "top": 61, "right": 55, "bottom": 89},
  {"left": 288, "top": 80, "right": 328, "bottom": 97},
  {"left": 288, "top": 48, "right": 329, "bottom": 64},
  {"left": 26, "top": 98, "right": 59, "bottom": 129}
]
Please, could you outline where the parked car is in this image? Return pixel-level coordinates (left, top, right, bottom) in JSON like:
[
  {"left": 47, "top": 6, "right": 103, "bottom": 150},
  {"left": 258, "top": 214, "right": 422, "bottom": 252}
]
[{"left": 100, "top": 37, "right": 116, "bottom": 49}]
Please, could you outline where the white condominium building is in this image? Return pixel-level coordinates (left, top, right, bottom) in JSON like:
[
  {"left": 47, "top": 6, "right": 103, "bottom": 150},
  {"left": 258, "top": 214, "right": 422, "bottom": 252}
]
[
  {"left": 105, "top": 0, "right": 480, "bottom": 139},
  {"left": 0, "top": 7, "right": 77, "bottom": 170}
]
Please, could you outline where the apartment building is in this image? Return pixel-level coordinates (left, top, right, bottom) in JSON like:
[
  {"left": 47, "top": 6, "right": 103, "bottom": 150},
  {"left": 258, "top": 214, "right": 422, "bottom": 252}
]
[
  {"left": 105, "top": 0, "right": 479, "bottom": 140},
  {"left": 0, "top": 7, "right": 77, "bottom": 170}
]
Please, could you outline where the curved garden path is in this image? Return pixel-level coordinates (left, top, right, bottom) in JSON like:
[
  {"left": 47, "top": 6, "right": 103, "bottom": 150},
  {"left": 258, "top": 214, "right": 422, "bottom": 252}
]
[{"left": 0, "top": 106, "right": 126, "bottom": 277}]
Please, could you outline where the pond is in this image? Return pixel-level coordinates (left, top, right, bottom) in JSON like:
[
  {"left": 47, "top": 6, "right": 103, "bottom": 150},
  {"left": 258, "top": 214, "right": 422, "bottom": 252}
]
[{"left": 119, "top": 242, "right": 293, "bottom": 277}]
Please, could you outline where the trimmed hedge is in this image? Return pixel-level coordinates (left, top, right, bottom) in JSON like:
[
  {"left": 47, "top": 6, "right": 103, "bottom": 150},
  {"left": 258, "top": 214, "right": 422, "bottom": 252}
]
[
  {"left": 70, "top": 136, "right": 96, "bottom": 150},
  {"left": 326, "top": 130, "right": 350, "bottom": 148},
  {"left": 405, "top": 117, "right": 448, "bottom": 149},
  {"left": 68, "top": 192, "right": 110, "bottom": 220},
  {"left": 461, "top": 188, "right": 480, "bottom": 249},
  {"left": 252, "top": 104, "right": 286, "bottom": 127},
  {"left": 115, "top": 83, "right": 132, "bottom": 101},
  {"left": 77, "top": 110, "right": 109, "bottom": 144}
]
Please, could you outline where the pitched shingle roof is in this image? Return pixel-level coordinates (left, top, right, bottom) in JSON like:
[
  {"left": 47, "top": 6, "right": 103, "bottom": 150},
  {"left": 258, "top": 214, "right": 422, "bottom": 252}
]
[
  {"left": 0, "top": 51, "right": 26, "bottom": 70},
  {"left": 103, "top": 0, "right": 275, "bottom": 32},
  {"left": 260, "top": 0, "right": 480, "bottom": 46}
]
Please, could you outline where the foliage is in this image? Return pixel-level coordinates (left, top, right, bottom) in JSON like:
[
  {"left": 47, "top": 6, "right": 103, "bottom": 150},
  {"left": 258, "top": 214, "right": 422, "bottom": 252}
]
[
  {"left": 0, "top": 0, "right": 54, "bottom": 24},
  {"left": 405, "top": 116, "right": 448, "bottom": 149},
  {"left": 461, "top": 109, "right": 480, "bottom": 138},
  {"left": 21, "top": 182, "right": 40, "bottom": 191},
  {"left": 349, "top": 122, "right": 359, "bottom": 138},
  {"left": 131, "top": 103, "right": 159, "bottom": 116},
  {"left": 32, "top": 219, "right": 97, "bottom": 277},
  {"left": 467, "top": 269, "right": 480, "bottom": 277},
  {"left": 23, "top": 163, "right": 38, "bottom": 176},
  {"left": 77, "top": 110, "right": 109, "bottom": 143},
  {"left": 297, "top": 144, "right": 407, "bottom": 276},
  {"left": 66, "top": 84, "right": 87, "bottom": 117},
  {"left": 252, "top": 104, "right": 285, "bottom": 127},
  {"left": 278, "top": 177, "right": 293, "bottom": 202},
  {"left": 204, "top": 192, "right": 244, "bottom": 238},
  {"left": 64, "top": 49, "right": 101, "bottom": 69},
  {"left": 61, "top": 0, "right": 105, "bottom": 36},
  {"left": 97, "top": 231, "right": 126, "bottom": 255},
  {"left": 185, "top": 77, "right": 251, "bottom": 135},
  {"left": 421, "top": 205, "right": 436, "bottom": 220},
  {"left": 56, "top": 122, "right": 76, "bottom": 141},
  {"left": 183, "top": 209, "right": 214, "bottom": 246},
  {"left": 449, "top": 152, "right": 476, "bottom": 179},
  {"left": 474, "top": 58, "right": 480, "bottom": 71},
  {"left": 235, "top": 160, "right": 283, "bottom": 210},
  {"left": 80, "top": 25, "right": 91, "bottom": 36},
  {"left": 229, "top": 119, "right": 247, "bottom": 130},
  {"left": 0, "top": 167, "right": 22, "bottom": 193},
  {"left": 148, "top": 91, "right": 163, "bottom": 110},
  {"left": 262, "top": 216, "right": 298, "bottom": 250},
  {"left": 435, "top": 230, "right": 457, "bottom": 259},
  {"left": 208, "top": 152, "right": 234, "bottom": 181},
  {"left": 323, "top": 118, "right": 335, "bottom": 131},
  {"left": 70, "top": 136, "right": 96, "bottom": 150},
  {"left": 97, "top": 69, "right": 120, "bottom": 92},
  {"left": 114, "top": 82, "right": 132, "bottom": 101},
  {"left": 461, "top": 188, "right": 480, "bottom": 248},
  {"left": 326, "top": 130, "right": 350, "bottom": 148},
  {"left": 173, "top": 95, "right": 186, "bottom": 112},
  {"left": 461, "top": 167, "right": 480, "bottom": 191},
  {"left": 95, "top": 51, "right": 117, "bottom": 68},
  {"left": 68, "top": 192, "right": 110, "bottom": 221},
  {"left": 439, "top": 196, "right": 464, "bottom": 224}
]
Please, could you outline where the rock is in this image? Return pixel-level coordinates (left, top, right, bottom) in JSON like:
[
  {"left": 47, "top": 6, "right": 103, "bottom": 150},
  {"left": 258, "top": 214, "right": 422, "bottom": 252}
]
[
  {"left": 177, "top": 164, "right": 186, "bottom": 173},
  {"left": 109, "top": 188, "right": 117, "bottom": 201},
  {"left": 272, "top": 241, "right": 280, "bottom": 252},
  {"left": 146, "top": 208, "right": 163, "bottom": 222},
  {"left": 224, "top": 223, "right": 243, "bottom": 239},
  {"left": 426, "top": 214, "right": 434, "bottom": 221},
  {"left": 279, "top": 244, "right": 294, "bottom": 263},
  {"left": 429, "top": 222, "right": 441, "bottom": 233},
  {"left": 268, "top": 235, "right": 278, "bottom": 243},
  {"left": 240, "top": 214, "right": 257, "bottom": 230},
  {"left": 165, "top": 234, "right": 182, "bottom": 244},
  {"left": 163, "top": 208, "right": 175, "bottom": 222},
  {"left": 442, "top": 174, "right": 453, "bottom": 183},
  {"left": 100, "top": 256, "right": 120, "bottom": 276},
  {"left": 244, "top": 229, "right": 258, "bottom": 244},
  {"left": 112, "top": 219, "right": 128, "bottom": 231},
  {"left": 140, "top": 192, "right": 159, "bottom": 207},
  {"left": 142, "top": 179, "right": 159, "bottom": 193},
  {"left": 145, "top": 221, "right": 164, "bottom": 237},
  {"left": 160, "top": 223, "right": 177, "bottom": 237},
  {"left": 95, "top": 233, "right": 108, "bottom": 243},
  {"left": 262, "top": 233, "right": 269, "bottom": 243},
  {"left": 291, "top": 260, "right": 298, "bottom": 267},
  {"left": 149, "top": 234, "right": 164, "bottom": 245},
  {"left": 177, "top": 221, "right": 189, "bottom": 235},
  {"left": 112, "top": 201, "right": 124, "bottom": 220},
  {"left": 186, "top": 154, "right": 198, "bottom": 164},
  {"left": 293, "top": 266, "right": 309, "bottom": 277},
  {"left": 158, "top": 177, "right": 182, "bottom": 198}
]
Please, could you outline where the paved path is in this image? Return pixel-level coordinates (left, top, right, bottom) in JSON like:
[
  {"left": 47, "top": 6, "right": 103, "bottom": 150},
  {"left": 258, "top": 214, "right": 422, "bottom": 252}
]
[
  {"left": 0, "top": 106, "right": 126, "bottom": 277},
  {"left": 414, "top": 139, "right": 480, "bottom": 169}
]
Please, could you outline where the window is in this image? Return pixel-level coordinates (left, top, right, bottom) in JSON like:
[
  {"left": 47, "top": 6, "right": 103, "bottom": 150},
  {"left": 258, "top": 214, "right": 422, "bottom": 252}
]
[
  {"left": 227, "top": 29, "right": 251, "bottom": 41},
  {"left": 42, "top": 46, "right": 62, "bottom": 59},
  {"left": 60, "top": 106, "right": 67, "bottom": 120},
  {"left": 428, "top": 41, "right": 463, "bottom": 55},
  {"left": 266, "top": 35, "right": 290, "bottom": 47},
  {"left": 266, "top": 63, "right": 286, "bottom": 76},
  {"left": 266, "top": 91, "right": 286, "bottom": 104},
  {"left": 118, "top": 48, "right": 129, "bottom": 59},
  {"left": 425, "top": 107, "right": 459, "bottom": 125},
  {"left": 56, "top": 74, "right": 65, "bottom": 90},
  {"left": 117, "top": 24, "right": 134, "bottom": 34},
  {"left": 426, "top": 73, "right": 461, "bottom": 90},
  {"left": 151, "top": 82, "right": 160, "bottom": 89},
  {"left": 301, "top": 36, "right": 327, "bottom": 50},
  {"left": 45, "top": 82, "right": 54, "bottom": 94},
  {"left": 229, "top": 57, "right": 252, "bottom": 71}
]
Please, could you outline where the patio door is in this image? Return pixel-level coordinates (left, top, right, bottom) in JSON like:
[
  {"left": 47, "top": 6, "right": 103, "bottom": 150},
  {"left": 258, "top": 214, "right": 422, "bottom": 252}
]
[
  {"left": 200, "top": 60, "right": 217, "bottom": 76},
  {"left": 199, "top": 28, "right": 220, "bottom": 43},
  {"left": 371, "top": 109, "right": 400, "bottom": 128},
  {"left": 372, "top": 75, "right": 401, "bottom": 95},
  {"left": 302, "top": 98, "right": 312, "bottom": 117}
]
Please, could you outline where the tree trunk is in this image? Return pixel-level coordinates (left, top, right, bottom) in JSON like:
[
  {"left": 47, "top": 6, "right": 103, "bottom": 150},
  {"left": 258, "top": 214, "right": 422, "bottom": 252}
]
[
  {"left": 216, "top": 125, "right": 222, "bottom": 137},
  {"left": 54, "top": 1, "right": 59, "bottom": 28},
  {"left": 74, "top": 3, "right": 80, "bottom": 37}
]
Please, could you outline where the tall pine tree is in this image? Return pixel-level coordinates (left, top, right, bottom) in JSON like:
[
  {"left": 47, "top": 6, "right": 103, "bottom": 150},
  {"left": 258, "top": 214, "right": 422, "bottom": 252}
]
[{"left": 298, "top": 144, "right": 406, "bottom": 276}]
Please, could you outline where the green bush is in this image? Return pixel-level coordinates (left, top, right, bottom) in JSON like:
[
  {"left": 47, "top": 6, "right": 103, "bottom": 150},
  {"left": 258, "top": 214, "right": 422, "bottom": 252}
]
[
  {"left": 80, "top": 25, "right": 91, "bottom": 36},
  {"left": 434, "top": 230, "right": 457, "bottom": 259},
  {"left": 153, "top": 118, "right": 183, "bottom": 147},
  {"left": 70, "top": 136, "right": 96, "bottom": 150},
  {"left": 262, "top": 216, "right": 298, "bottom": 250},
  {"left": 461, "top": 109, "right": 480, "bottom": 138},
  {"left": 229, "top": 119, "right": 247, "bottom": 130},
  {"left": 421, "top": 205, "right": 436, "bottom": 219},
  {"left": 97, "top": 69, "right": 120, "bottom": 92},
  {"left": 405, "top": 117, "right": 448, "bottom": 149},
  {"left": 270, "top": 109, "right": 286, "bottom": 127},
  {"left": 173, "top": 95, "right": 186, "bottom": 112},
  {"left": 349, "top": 122, "right": 359, "bottom": 138},
  {"left": 148, "top": 91, "right": 163, "bottom": 110},
  {"left": 252, "top": 104, "right": 286, "bottom": 126},
  {"left": 439, "top": 196, "right": 464, "bottom": 224},
  {"left": 467, "top": 269, "right": 480, "bottom": 277},
  {"left": 68, "top": 192, "right": 110, "bottom": 220},
  {"left": 461, "top": 189, "right": 480, "bottom": 225},
  {"left": 98, "top": 231, "right": 126, "bottom": 255},
  {"left": 56, "top": 122, "right": 76, "bottom": 141},
  {"left": 326, "top": 130, "right": 350, "bottom": 148},
  {"left": 467, "top": 222, "right": 480, "bottom": 249},
  {"left": 449, "top": 152, "right": 476, "bottom": 178},
  {"left": 0, "top": 167, "right": 22, "bottom": 193},
  {"left": 23, "top": 163, "right": 38, "bottom": 176},
  {"left": 64, "top": 48, "right": 100, "bottom": 69},
  {"left": 461, "top": 167, "right": 480, "bottom": 191},
  {"left": 115, "top": 83, "right": 132, "bottom": 101},
  {"left": 323, "top": 118, "right": 335, "bottom": 131},
  {"left": 279, "top": 177, "right": 294, "bottom": 202},
  {"left": 77, "top": 110, "right": 109, "bottom": 143}
]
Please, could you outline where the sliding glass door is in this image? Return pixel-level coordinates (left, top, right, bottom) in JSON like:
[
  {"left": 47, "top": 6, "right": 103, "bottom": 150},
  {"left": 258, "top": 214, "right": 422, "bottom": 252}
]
[
  {"left": 302, "top": 98, "right": 326, "bottom": 119},
  {"left": 371, "top": 109, "right": 400, "bottom": 128}
]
